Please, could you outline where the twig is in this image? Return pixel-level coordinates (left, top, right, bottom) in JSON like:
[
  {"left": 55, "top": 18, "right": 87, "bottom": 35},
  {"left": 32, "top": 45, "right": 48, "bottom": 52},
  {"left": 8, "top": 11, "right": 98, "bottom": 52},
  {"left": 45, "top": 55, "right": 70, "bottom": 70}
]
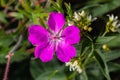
[
  {"left": 9, "top": 35, "right": 23, "bottom": 53},
  {"left": 3, "top": 53, "right": 13, "bottom": 80},
  {"left": 3, "top": 35, "right": 23, "bottom": 80}
]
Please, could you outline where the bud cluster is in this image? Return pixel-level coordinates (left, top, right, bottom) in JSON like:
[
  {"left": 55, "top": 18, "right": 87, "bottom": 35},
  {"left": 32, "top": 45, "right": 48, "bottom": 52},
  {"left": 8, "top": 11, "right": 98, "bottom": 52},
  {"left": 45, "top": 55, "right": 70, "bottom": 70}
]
[
  {"left": 72, "top": 10, "right": 96, "bottom": 32},
  {"left": 65, "top": 58, "right": 82, "bottom": 73},
  {"left": 106, "top": 14, "right": 120, "bottom": 32}
]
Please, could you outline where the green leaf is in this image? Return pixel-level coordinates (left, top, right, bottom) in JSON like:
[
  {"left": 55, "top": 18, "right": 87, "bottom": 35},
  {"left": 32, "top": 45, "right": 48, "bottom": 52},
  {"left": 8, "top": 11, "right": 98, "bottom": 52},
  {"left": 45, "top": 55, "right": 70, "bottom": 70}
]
[
  {"left": 108, "top": 62, "right": 120, "bottom": 72},
  {"left": 32, "top": 13, "right": 40, "bottom": 24},
  {"left": 9, "top": 12, "right": 24, "bottom": 19},
  {"left": 87, "top": 65, "right": 104, "bottom": 80},
  {"left": 64, "top": 3, "right": 73, "bottom": 19},
  {"left": 106, "top": 35, "right": 120, "bottom": 47},
  {"left": 35, "top": 71, "right": 52, "bottom": 80},
  {"left": 30, "top": 59, "right": 66, "bottom": 80},
  {"left": 0, "top": 44, "right": 30, "bottom": 64},
  {"left": 21, "top": 0, "right": 32, "bottom": 13},
  {"left": 104, "top": 50, "right": 120, "bottom": 62},
  {"left": 31, "top": 13, "right": 48, "bottom": 27},
  {"left": 80, "top": 71, "right": 88, "bottom": 80},
  {"left": 82, "top": 0, "right": 120, "bottom": 16},
  {"left": 18, "top": 9, "right": 31, "bottom": 18},
  {"left": 86, "top": 0, "right": 109, "bottom": 4},
  {"left": 96, "top": 36, "right": 116, "bottom": 44},
  {"left": 51, "top": 0, "right": 63, "bottom": 13},
  {"left": 79, "top": 38, "right": 91, "bottom": 54},
  {"left": 11, "top": 48, "right": 30, "bottom": 63},
  {"left": 36, "top": 70, "right": 66, "bottom": 80},
  {"left": 94, "top": 50, "right": 111, "bottom": 80},
  {"left": 0, "top": 0, "right": 6, "bottom": 7},
  {"left": 118, "top": 28, "right": 120, "bottom": 33},
  {"left": 0, "top": 30, "right": 14, "bottom": 47},
  {"left": 39, "top": 17, "right": 47, "bottom": 28},
  {"left": 0, "top": 12, "right": 7, "bottom": 23},
  {"left": 0, "top": 47, "right": 10, "bottom": 63}
]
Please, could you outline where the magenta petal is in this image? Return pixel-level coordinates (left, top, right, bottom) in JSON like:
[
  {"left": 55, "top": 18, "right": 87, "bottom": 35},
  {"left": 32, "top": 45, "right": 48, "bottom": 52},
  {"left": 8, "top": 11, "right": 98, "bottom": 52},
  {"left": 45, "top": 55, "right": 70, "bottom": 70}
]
[
  {"left": 62, "top": 26, "right": 80, "bottom": 44},
  {"left": 56, "top": 42, "right": 76, "bottom": 62},
  {"left": 35, "top": 43, "right": 54, "bottom": 62},
  {"left": 28, "top": 25, "right": 49, "bottom": 46},
  {"left": 48, "top": 12, "right": 65, "bottom": 33}
]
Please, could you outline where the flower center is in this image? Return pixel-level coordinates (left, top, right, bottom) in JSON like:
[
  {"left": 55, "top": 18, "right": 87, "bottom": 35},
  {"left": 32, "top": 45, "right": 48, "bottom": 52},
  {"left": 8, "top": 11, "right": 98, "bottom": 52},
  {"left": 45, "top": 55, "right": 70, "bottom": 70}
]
[
  {"left": 48, "top": 31, "right": 65, "bottom": 51},
  {"left": 49, "top": 31, "right": 64, "bottom": 48},
  {"left": 53, "top": 36, "right": 58, "bottom": 40},
  {"left": 50, "top": 34, "right": 62, "bottom": 43},
  {"left": 51, "top": 35, "right": 61, "bottom": 43}
]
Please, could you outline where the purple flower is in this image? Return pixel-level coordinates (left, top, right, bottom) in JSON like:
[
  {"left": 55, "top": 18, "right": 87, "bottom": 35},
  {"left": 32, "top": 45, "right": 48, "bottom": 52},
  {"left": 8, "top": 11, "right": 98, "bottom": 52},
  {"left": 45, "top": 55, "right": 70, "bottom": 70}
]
[{"left": 28, "top": 12, "right": 80, "bottom": 62}]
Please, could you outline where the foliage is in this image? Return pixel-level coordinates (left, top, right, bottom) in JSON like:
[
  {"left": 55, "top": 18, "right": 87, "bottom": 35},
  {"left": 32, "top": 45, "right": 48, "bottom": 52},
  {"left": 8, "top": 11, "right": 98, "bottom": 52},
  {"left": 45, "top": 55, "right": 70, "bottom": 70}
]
[{"left": 0, "top": 0, "right": 120, "bottom": 80}]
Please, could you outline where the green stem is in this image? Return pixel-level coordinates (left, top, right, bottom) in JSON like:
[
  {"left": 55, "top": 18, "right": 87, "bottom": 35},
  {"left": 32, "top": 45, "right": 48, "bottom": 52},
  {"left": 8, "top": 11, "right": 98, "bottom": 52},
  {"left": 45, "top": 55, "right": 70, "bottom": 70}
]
[
  {"left": 102, "top": 31, "right": 107, "bottom": 37},
  {"left": 82, "top": 32, "right": 94, "bottom": 67},
  {"left": 83, "top": 42, "right": 94, "bottom": 67}
]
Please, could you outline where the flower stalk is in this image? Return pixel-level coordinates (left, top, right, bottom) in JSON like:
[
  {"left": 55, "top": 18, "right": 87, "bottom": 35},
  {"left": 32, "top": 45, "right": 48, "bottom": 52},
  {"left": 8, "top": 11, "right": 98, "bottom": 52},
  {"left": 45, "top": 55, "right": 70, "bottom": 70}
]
[
  {"left": 3, "top": 35, "right": 23, "bottom": 80},
  {"left": 3, "top": 53, "right": 13, "bottom": 80}
]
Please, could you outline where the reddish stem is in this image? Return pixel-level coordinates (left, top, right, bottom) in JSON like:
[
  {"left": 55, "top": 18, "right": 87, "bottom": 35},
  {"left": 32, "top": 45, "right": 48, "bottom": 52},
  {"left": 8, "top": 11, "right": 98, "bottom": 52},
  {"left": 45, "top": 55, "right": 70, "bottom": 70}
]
[{"left": 3, "top": 53, "right": 13, "bottom": 80}]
